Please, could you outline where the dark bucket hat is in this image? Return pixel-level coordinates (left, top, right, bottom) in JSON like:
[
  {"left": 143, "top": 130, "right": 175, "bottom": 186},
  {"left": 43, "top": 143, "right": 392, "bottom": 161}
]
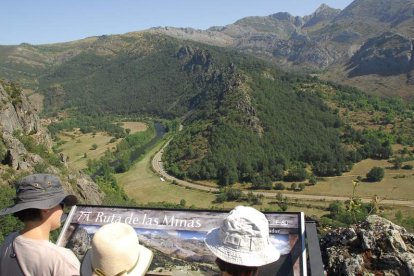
[{"left": 0, "top": 174, "right": 78, "bottom": 216}]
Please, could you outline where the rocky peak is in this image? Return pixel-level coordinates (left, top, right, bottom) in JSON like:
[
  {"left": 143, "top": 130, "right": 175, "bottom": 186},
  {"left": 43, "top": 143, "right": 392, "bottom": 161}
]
[
  {"left": 315, "top": 3, "right": 335, "bottom": 13},
  {"left": 269, "top": 12, "right": 303, "bottom": 27},
  {"left": 303, "top": 4, "right": 341, "bottom": 28},
  {"left": 320, "top": 215, "right": 414, "bottom": 275}
]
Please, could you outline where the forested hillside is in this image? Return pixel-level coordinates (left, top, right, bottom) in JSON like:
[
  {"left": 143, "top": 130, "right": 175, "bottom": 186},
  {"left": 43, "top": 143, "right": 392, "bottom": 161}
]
[
  {"left": 31, "top": 33, "right": 350, "bottom": 184},
  {"left": 1, "top": 32, "right": 413, "bottom": 187},
  {"left": 163, "top": 69, "right": 414, "bottom": 187}
]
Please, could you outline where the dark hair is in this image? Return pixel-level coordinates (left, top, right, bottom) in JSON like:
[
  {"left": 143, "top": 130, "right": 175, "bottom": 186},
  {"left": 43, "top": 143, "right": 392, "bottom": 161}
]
[
  {"left": 13, "top": 208, "right": 42, "bottom": 222},
  {"left": 216, "top": 258, "right": 258, "bottom": 276}
]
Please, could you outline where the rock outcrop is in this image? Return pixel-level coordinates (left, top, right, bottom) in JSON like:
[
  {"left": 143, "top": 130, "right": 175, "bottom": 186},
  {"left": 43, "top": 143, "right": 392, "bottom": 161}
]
[
  {"left": 0, "top": 80, "right": 104, "bottom": 204},
  {"left": 177, "top": 46, "right": 263, "bottom": 136},
  {"left": 0, "top": 81, "right": 52, "bottom": 170},
  {"left": 320, "top": 215, "right": 414, "bottom": 275},
  {"left": 303, "top": 4, "right": 341, "bottom": 28},
  {"left": 347, "top": 32, "right": 414, "bottom": 77}
]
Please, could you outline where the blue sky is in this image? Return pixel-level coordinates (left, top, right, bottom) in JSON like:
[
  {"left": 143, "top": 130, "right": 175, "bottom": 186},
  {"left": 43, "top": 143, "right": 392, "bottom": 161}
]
[{"left": 1, "top": 0, "right": 353, "bottom": 45}]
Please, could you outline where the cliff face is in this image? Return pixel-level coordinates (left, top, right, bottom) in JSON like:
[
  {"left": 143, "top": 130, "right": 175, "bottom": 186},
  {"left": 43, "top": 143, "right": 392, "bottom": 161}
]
[
  {"left": 0, "top": 80, "right": 104, "bottom": 204},
  {"left": 0, "top": 81, "right": 52, "bottom": 170},
  {"left": 347, "top": 32, "right": 414, "bottom": 78},
  {"left": 320, "top": 215, "right": 414, "bottom": 275}
]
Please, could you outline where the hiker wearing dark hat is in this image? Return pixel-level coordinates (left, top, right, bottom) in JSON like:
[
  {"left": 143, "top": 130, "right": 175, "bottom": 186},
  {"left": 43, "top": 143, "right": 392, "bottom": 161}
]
[
  {"left": 204, "top": 206, "right": 281, "bottom": 276},
  {"left": 0, "top": 174, "right": 80, "bottom": 276}
]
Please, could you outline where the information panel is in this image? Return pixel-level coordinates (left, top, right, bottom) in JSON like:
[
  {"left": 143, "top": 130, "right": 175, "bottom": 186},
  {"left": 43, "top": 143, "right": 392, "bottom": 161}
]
[{"left": 57, "top": 205, "right": 306, "bottom": 276}]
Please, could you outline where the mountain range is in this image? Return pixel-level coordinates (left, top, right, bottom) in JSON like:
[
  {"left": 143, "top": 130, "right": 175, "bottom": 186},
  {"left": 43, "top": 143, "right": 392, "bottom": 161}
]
[
  {"left": 1, "top": 0, "right": 413, "bottom": 100},
  {"left": 0, "top": 0, "right": 413, "bottom": 186},
  {"left": 149, "top": 0, "right": 414, "bottom": 100}
]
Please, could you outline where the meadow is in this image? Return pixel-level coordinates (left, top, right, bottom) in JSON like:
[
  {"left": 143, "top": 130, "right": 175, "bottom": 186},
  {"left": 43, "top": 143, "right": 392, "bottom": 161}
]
[
  {"left": 298, "top": 159, "right": 414, "bottom": 201},
  {"left": 55, "top": 122, "right": 413, "bottom": 227},
  {"left": 57, "top": 122, "right": 147, "bottom": 170}
]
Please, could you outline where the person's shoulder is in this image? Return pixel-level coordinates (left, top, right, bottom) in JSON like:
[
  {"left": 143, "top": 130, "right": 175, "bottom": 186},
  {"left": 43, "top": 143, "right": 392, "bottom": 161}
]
[
  {"left": 45, "top": 242, "right": 78, "bottom": 259},
  {"left": 45, "top": 243, "right": 80, "bottom": 274}
]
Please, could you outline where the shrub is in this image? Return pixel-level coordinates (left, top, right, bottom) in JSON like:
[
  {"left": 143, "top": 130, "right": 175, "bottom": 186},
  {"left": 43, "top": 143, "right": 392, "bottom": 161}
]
[
  {"left": 214, "top": 188, "right": 242, "bottom": 203},
  {"left": 246, "top": 192, "right": 263, "bottom": 205},
  {"left": 308, "top": 175, "right": 317, "bottom": 185},
  {"left": 34, "top": 162, "right": 48, "bottom": 173},
  {"left": 366, "top": 167, "right": 384, "bottom": 182},
  {"left": 402, "top": 164, "right": 413, "bottom": 170},
  {"left": 0, "top": 139, "right": 7, "bottom": 162},
  {"left": 274, "top": 183, "right": 285, "bottom": 190},
  {"left": 0, "top": 186, "right": 23, "bottom": 242}
]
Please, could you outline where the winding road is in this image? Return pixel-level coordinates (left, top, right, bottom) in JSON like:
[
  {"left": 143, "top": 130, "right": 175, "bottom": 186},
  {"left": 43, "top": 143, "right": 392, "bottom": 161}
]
[{"left": 152, "top": 141, "right": 414, "bottom": 208}]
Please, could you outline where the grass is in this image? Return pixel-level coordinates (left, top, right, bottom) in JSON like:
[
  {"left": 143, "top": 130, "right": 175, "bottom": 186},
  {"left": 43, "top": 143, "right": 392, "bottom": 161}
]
[
  {"left": 56, "top": 123, "right": 414, "bottom": 226},
  {"left": 57, "top": 131, "right": 118, "bottom": 170},
  {"left": 55, "top": 128, "right": 414, "bottom": 233},
  {"left": 121, "top": 121, "right": 147, "bottom": 134},
  {"left": 299, "top": 159, "right": 414, "bottom": 201},
  {"left": 180, "top": 158, "right": 414, "bottom": 201},
  {"left": 57, "top": 121, "right": 149, "bottom": 170},
  {"left": 115, "top": 141, "right": 218, "bottom": 209}
]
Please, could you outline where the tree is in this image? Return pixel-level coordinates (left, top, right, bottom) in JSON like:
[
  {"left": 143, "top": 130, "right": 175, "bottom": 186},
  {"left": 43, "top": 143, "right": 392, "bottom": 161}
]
[
  {"left": 284, "top": 167, "right": 307, "bottom": 182},
  {"left": 275, "top": 192, "right": 289, "bottom": 211},
  {"left": 217, "top": 163, "right": 238, "bottom": 186},
  {"left": 366, "top": 167, "right": 384, "bottom": 182},
  {"left": 402, "top": 164, "right": 413, "bottom": 170},
  {"left": 308, "top": 175, "right": 317, "bottom": 185},
  {"left": 91, "top": 143, "right": 98, "bottom": 150}
]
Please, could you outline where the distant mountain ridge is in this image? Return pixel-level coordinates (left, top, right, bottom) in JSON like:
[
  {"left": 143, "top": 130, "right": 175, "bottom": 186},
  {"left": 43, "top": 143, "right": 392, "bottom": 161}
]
[
  {"left": 149, "top": 0, "right": 414, "bottom": 100},
  {"left": 0, "top": 0, "right": 413, "bottom": 99}
]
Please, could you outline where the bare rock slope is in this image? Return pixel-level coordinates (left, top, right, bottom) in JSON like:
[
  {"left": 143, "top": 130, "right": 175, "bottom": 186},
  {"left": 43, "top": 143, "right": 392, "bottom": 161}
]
[{"left": 321, "top": 215, "right": 414, "bottom": 275}]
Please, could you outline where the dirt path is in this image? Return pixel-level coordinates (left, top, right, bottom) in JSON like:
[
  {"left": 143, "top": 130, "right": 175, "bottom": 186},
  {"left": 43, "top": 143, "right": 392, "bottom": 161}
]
[{"left": 152, "top": 142, "right": 414, "bottom": 208}]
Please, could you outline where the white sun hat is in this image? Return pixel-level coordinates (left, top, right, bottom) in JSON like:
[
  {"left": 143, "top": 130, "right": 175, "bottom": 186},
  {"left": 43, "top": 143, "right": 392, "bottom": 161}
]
[
  {"left": 205, "top": 205, "right": 280, "bottom": 267},
  {"left": 81, "top": 222, "right": 153, "bottom": 276}
]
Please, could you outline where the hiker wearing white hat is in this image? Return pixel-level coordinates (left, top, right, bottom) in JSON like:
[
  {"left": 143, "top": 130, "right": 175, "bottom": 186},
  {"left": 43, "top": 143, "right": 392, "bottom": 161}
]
[
  {"left": 0, "top": 174, "right": 80, "bottom": 276},
  {"left": 81, "top": 222, "right": 153, "bottom": 276},
  {"left": 205, "top": 206, "right": 280, "bottom": 276}
]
